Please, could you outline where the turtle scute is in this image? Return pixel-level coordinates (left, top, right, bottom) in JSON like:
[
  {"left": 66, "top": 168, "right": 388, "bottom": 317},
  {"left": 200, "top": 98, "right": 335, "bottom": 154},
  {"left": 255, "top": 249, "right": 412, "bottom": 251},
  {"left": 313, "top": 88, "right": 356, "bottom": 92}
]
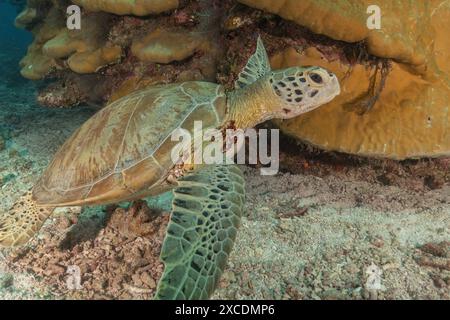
[{"left": 32, "top": 82, "right": 226, "bottom": 207}]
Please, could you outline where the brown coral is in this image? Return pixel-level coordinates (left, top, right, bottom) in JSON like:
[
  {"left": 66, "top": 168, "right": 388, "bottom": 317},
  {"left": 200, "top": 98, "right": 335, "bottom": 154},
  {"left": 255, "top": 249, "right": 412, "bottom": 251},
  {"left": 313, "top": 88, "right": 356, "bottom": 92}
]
[
  {"left": 238, "top": 0, "right": 450, "bottom": 159},
  {"left": 16, "top": 0, "right": 224, "bottom": 107},
  {"left": 18, "top": 3, "right": 65, "bottom": 80},
  {"left": 42, "top": 12, "right": 122, "bottom": 74},
  {"left": 131, "top": 28, "right": 208, "bottom": 64},
  {"left": 73, "top": 0, "right": 180, "bottom": 16}
]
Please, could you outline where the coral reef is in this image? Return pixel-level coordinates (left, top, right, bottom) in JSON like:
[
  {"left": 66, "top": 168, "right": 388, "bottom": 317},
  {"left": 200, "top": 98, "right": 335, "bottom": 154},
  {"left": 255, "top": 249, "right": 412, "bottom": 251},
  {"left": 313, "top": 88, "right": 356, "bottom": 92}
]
[
  {"left": 3, "top": 0, "right": 449, "bottom": 301},
  {"left": 73, "top": 0, "right": 180, "bottom": 16},
  {"left": 131, "top": 28, "right": 207, "bottom": 64},
  {"left": 16, "top": 1, "right": 64, "bottom": 80},
  {"left": 16, "top": 0, "right": 225, "bottom": 108},
  {"left": 236, "top": 0, "right": 450, "bottom": 159},
  {"left": 42, "top": 12, "right": 122, "bottom": 74}
]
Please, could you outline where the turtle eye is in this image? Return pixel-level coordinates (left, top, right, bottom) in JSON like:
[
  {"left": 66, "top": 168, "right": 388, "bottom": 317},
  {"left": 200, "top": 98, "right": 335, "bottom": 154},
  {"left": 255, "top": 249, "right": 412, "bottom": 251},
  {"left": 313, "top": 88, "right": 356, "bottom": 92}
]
[{"left": 309, "top": 73, "right": 323, "bottom": 84}]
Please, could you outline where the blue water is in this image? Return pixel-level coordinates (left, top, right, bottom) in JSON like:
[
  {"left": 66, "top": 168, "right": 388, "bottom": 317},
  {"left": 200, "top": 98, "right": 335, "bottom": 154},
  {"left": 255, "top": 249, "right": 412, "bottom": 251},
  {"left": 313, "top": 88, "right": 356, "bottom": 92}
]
[
  {"left": 0, "top": 2, "right": 95, "bottom": 148},
  {"left": 0, "top": 2, "right": 32, "bottom": 86},
  {"left": 0, "top": 3, "right": 31, "bottom": 55}
]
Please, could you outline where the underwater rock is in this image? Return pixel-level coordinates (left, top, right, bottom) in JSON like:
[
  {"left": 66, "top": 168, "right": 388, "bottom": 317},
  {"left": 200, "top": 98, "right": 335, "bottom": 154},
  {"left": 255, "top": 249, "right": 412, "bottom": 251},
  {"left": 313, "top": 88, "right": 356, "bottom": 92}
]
[{"left": 237, "top": 0, "right": 450, "bottom": 159}]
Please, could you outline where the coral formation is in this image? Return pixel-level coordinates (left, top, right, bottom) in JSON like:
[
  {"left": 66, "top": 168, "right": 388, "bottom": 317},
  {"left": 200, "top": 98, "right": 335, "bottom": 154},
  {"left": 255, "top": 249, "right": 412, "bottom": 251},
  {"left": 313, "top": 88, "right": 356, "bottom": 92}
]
[
  {"left": 42, "top": 13, "right": 122, "bottom": 74},
  {"left": 237, "top": 0, "right": 435, "bottom": 77},
  {"left": 236, "top": 0, "right": 450, "bottom": 159},
  {"left": 271, "top": 47, "right": 450, "bottom": 159},
  {"left": 14, "top": 5, "right": 36, "bottom": 28},
  {"left": 131, "top": 28, "right": 207, "bottom": 64},
  {"left": 16, "top": 2, "right": 64, "bottom": 80},
  {"left": 16, "top": 0, "right": 223, "bottom": 107},
  {"left": 73, "top": 0, "right": 180, "bottom": 16}
]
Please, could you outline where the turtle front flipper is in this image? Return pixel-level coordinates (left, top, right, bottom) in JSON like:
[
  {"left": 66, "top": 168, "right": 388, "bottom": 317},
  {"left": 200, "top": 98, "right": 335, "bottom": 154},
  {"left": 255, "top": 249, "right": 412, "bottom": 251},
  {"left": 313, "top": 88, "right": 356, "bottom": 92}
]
[
  {"left": 0, "top": 191, "right": 55, "bottom": 247},
  {"left": 155, "top": 164, "right": 245, "bottom": 300}
]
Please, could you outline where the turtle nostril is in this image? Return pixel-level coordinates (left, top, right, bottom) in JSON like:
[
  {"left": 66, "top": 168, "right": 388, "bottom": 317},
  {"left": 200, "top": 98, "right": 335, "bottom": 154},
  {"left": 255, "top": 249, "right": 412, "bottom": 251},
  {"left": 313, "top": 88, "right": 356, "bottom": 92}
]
[{"left": 310, "top": 73, "right": 323, "bottom": 84}]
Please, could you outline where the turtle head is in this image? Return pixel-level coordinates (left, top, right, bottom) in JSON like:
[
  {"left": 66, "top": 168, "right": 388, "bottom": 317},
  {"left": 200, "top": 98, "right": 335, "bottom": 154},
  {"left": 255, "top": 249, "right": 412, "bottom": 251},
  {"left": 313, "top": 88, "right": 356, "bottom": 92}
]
[
  {"left": 269, "top": 66, "right": 340, "bottom": 119},
  {"left": 229, "top": 36, "right": 340, "bottom": 128}
]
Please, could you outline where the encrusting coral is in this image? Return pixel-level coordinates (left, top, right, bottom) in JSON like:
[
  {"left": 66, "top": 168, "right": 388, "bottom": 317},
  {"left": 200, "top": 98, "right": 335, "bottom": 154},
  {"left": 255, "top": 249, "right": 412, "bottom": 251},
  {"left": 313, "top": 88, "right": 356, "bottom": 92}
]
[{"left": 237, "top": 0, "right": 450, "bottom": 159}]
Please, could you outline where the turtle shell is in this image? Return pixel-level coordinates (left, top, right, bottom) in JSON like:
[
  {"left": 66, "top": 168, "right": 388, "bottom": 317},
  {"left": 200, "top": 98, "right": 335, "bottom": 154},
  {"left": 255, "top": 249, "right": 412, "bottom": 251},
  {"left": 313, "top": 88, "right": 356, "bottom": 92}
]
[{"left": 33, "top": 82, "right": 227, "bottom": 206}]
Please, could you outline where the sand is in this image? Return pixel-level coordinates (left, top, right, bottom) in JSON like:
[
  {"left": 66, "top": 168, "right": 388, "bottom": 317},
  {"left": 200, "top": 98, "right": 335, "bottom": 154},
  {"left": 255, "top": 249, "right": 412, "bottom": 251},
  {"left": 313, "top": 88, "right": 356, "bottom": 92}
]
[{"left": 0, "top": 81, "right": 449, "bottom": 300}]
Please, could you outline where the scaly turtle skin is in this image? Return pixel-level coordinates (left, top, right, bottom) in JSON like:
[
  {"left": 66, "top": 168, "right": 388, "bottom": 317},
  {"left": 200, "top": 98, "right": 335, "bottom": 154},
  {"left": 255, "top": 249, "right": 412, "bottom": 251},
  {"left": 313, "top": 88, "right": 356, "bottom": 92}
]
[{"left": 0, "top": 37, "right": 340, "bottom": 299}]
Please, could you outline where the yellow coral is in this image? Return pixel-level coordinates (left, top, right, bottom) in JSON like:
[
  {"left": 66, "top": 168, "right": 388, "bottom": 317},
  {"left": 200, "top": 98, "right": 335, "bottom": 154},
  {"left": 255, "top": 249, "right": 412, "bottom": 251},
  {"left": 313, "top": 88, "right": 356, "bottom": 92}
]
[
  {"left": 18, "top": 5, "right": 65, "bottom": 80},
  {"left": 20, "top": 42, "right": 55, "bottom": 80},
  {"left": 238, "top": 0, "right": 437, "bottom": 77},
  {"left": 41, "top": 13, "right": 122, "bottom": 74},
  {"left": 68, "top": 46, "right": 122, "bottom": 73},
  {"left": 14, "top": 7, "right": 37, "bottom": 28},
  {"left": 271, "top": 48, "right": 450, "bottom": 159},
  {"left": 131, "top": 28, "right": 207, "bottom": 64},
  {"left": 239, "top": 0, "right": 450, "bottom": 159},
  {"left": 73, "top": 0, "right": 179, "bottom": 16}
]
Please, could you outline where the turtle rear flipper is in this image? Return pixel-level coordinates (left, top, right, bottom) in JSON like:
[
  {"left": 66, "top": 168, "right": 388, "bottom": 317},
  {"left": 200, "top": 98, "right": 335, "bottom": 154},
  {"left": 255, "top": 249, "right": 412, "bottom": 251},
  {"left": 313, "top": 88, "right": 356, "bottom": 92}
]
[
  {"left": 0, "top": 191, "right": 54, "bottom": 247},
  {"left": 155, "top": 164, "right": 245, "bottom": 300}
]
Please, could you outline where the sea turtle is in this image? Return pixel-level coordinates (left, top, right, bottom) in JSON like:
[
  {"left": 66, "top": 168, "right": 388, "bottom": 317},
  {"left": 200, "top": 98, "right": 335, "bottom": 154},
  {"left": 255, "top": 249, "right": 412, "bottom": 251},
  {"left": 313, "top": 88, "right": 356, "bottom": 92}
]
[{"left": 0, "top": 37, "right": 340, "bottom": 299}]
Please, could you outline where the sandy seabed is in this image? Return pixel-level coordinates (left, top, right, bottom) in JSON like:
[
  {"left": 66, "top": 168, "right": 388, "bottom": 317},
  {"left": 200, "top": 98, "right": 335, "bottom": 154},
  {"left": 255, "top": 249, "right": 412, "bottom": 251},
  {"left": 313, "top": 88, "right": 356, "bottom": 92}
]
[{"left": 0, "top": 81, "right": 449, "bottom": 300}]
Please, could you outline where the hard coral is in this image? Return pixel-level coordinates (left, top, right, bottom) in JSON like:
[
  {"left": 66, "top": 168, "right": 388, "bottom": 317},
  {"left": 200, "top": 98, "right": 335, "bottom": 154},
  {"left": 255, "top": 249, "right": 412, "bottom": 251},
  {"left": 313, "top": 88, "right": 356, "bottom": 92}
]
[
  {"left": 271, "top": 47, "right": 450, "bottom": 159},
  {"left": 131, "top": 28, "right": 207, "bottom": 64},
  {"left": 14, "top": 0, "right": 52, "bottom": 29},
  {"left": 73, "top": 0, "right": 180, "bottom": 16},
  {"left": 238, "top": 0, "right": 434, "bottom": 77},
  {"left": 16, "top": 0, "right": 223, "bottom": 107},
  {"left": 19, "top": 3, "right": 64, "bottom": 80},
  {"left": 42, "top": 13, "right": 122, "bottom": 74},
  {"left": 14, "top": 6, "right": 37, "bottom": 28},
  {"left": 237, "top": 0, "right": 450, "bottom": 159}
]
